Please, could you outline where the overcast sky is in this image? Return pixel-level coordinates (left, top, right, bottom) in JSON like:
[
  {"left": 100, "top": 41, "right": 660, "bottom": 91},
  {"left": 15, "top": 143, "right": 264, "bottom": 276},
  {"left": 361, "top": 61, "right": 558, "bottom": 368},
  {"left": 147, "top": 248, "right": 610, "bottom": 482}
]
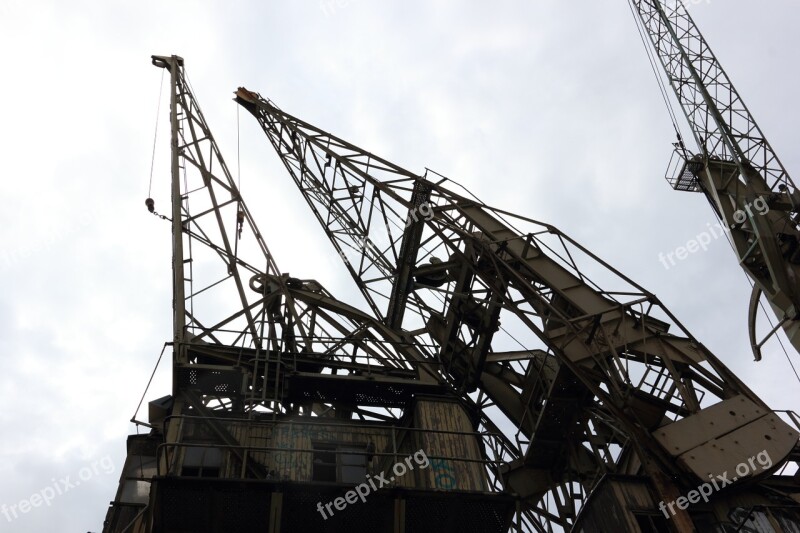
[{"left": 1, "top": 1, "right": 799, "bottom": 531}]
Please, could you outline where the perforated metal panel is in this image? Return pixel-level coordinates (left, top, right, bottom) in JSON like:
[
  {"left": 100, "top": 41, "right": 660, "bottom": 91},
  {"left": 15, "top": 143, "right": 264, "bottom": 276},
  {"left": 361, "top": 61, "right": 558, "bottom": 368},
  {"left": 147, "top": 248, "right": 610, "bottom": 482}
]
[
  {"left": 286, "top": 374, "right": 443, "bottom": 407},
  {"left": 175, "top": 365, "right": 245, "bottom": 395}
]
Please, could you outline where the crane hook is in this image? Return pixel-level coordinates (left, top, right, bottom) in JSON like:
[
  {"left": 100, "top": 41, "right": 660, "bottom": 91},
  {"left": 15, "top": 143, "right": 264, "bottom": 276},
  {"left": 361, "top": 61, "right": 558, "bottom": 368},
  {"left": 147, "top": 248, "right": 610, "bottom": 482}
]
[{"left": 237, "top": 209, "right": 245, "bottom": 239}]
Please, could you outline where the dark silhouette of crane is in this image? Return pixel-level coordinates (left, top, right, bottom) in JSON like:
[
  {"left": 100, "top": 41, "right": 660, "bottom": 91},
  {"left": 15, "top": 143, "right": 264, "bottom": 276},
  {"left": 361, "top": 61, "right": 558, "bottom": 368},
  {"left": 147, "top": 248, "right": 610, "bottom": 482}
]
[
  {"left": 235, "top": 78, "right": 800, "bottom": 530},
  {"left": 102, "top": 4, "right": 800, "bottom": 531}
]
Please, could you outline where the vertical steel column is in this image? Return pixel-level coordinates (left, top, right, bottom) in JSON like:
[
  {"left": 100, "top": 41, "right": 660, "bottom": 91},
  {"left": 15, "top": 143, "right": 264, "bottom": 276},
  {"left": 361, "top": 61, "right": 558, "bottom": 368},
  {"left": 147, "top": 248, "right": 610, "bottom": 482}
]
[{"left": 167, "top": 55, "right": 187, "bottom": 367}]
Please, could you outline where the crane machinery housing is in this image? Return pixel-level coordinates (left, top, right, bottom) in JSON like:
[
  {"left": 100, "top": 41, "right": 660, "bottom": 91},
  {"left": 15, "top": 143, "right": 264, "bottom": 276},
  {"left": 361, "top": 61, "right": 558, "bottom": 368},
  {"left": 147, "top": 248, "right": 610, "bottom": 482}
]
[{"left": 101, "top": 2, "right": 800, "bottom": 532}]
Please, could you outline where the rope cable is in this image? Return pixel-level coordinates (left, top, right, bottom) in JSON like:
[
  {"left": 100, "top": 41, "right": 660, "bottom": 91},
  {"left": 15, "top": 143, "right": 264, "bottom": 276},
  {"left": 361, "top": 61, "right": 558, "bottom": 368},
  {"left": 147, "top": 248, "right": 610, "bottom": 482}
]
[
  {"left": 626, "top": 1, "right": 798, "bottom": 383},
  {"left": 148, "top": 69, "right": 166, "bottom": 198},
  {"left": 626, "top": 0, "right": 684, "bottom": 145},
  {"left": 130, "top": 342, "right": 169, "bottom": 423},
  {"left": 237, "top": 103, "right": 242, "bottom": 191}
]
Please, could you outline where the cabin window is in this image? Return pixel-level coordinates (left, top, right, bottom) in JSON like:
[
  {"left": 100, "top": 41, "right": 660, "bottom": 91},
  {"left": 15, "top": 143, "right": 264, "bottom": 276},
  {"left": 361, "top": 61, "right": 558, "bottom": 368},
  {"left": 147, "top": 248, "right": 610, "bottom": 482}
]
[
  {"left": 312, "top": 444, "right": 337, "bottom": 482},
  {"left": 633, "top": 512, "right": 670, "bottom": 533},
  {"left": 688, "top": 511, "right": 723, "bottom": 532},
  {"left": 181, "top": 445, "right": 222, "bottom": 478},
  {"left": 312, "top": 442, "right": 368, "bottom": 483}
]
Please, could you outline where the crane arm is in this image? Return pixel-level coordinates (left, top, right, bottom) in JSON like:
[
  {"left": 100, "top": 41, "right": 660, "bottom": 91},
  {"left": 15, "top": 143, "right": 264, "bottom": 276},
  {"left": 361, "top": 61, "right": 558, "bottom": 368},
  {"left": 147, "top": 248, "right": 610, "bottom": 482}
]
[
  {"left": 236, "top": 87, "right": 799, "bottom": 531},
  {"left": 629, "top": 0, "right": 800, "bottom": 358}
]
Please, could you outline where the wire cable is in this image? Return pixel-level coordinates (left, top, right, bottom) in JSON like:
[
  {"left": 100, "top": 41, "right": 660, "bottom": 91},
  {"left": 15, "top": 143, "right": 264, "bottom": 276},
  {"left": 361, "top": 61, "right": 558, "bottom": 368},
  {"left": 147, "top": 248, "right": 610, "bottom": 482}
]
[
  {"left": 148, "top": 69, "right": 166, "bottom": 198},
  {"left": 626, "top": 0, "right": 684, "bottom": 145},
  {"left": 130, "top": 342, "right": 169, "bottom": 424},
  {"left": 237, "top": 103, "right": 242, "bottom": 191}
]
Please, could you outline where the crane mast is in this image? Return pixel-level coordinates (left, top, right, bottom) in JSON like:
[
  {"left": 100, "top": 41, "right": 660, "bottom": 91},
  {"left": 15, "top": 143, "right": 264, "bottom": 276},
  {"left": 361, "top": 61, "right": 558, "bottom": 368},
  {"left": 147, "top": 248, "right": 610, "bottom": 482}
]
[
  {"left": 105, "top": 56, "right": 522, "bottom": 533},
  {"left": 629, "top": 0, "right": 800, "bottom": 360}
]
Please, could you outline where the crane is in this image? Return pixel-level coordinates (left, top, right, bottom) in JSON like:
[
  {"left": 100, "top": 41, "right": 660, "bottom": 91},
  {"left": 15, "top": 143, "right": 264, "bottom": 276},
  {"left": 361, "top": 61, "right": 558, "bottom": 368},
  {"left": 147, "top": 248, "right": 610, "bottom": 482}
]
[
  {"left": 236, "top": 86, "right": 800, "bottom": 532},
  {"left": 101, "top": 6, "right": 800, "bottom": 532},
  {"left": 628, "top": 0, "right": 800, "bottom": 361},
  {"left": 106, "top": 56, "right": 523, "bottom": 533}
]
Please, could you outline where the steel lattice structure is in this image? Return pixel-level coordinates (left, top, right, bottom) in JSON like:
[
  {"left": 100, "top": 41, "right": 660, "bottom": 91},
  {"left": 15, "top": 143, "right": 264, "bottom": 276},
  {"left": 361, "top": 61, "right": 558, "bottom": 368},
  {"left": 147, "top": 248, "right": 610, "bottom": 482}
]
[
  {"left": 236, "top": 87, "right": 800, "bottom": 532},
  {"left": 151, "top": 55, "right": 447, "bottom": 421},
  {"left": 630, "top": 0, "right": 794, "bottom": 193},
  {"left": 104, "top": 56, "right": 525, "bottom": 533},
  {"left": 629, "top": 0, "right": 800, "bottom": 360},
  {"left": 104, "top": 4, "right": 800, "bottom": 529}
]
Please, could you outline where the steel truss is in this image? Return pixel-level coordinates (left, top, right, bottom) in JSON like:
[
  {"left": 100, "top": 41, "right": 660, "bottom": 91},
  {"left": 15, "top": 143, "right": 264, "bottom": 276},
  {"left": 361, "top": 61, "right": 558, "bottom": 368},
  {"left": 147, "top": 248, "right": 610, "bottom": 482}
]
[
  {"left": 629, "top": 0, "right": 800, "bottom": 359},
  {"left": 237, "top": 87, "right": 800, "bottom": 531}
]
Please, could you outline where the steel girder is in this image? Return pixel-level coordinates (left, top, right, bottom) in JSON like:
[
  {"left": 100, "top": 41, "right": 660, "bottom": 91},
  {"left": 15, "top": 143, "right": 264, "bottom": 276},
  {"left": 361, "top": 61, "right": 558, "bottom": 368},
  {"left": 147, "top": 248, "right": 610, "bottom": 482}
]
[
  {"left": 236, "top": 88, "right": 800, "bottom": 531},
  {"left": 628, "top": 0, "right": 800, "bottom": 358}
]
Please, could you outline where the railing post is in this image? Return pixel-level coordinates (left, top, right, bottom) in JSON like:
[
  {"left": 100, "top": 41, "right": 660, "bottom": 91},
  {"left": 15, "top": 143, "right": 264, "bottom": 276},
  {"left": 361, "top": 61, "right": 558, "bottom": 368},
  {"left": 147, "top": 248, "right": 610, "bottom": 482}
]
[{"left": 391, "top": 425, "right": 399, "bottom": 485}]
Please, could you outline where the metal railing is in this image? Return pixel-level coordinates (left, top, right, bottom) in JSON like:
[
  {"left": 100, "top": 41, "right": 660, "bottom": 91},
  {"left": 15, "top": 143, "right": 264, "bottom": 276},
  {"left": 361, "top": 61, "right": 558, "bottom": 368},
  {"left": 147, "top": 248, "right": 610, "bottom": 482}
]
[{"left": 158, "top": 415, "right": 512, "bottom": 493}]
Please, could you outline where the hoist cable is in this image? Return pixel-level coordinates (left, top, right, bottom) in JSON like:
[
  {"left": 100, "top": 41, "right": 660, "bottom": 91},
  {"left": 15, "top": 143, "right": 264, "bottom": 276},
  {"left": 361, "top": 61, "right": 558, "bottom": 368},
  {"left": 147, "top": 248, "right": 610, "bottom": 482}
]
[
  {"left": 237, "top": 103, "right": 242, "bottom": 191},
  {"left": 626, "top": 0, "right": 684, "bottom": 145},
  {"left": 148, "top": 69, "right": 166, "bottom": 198}
]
